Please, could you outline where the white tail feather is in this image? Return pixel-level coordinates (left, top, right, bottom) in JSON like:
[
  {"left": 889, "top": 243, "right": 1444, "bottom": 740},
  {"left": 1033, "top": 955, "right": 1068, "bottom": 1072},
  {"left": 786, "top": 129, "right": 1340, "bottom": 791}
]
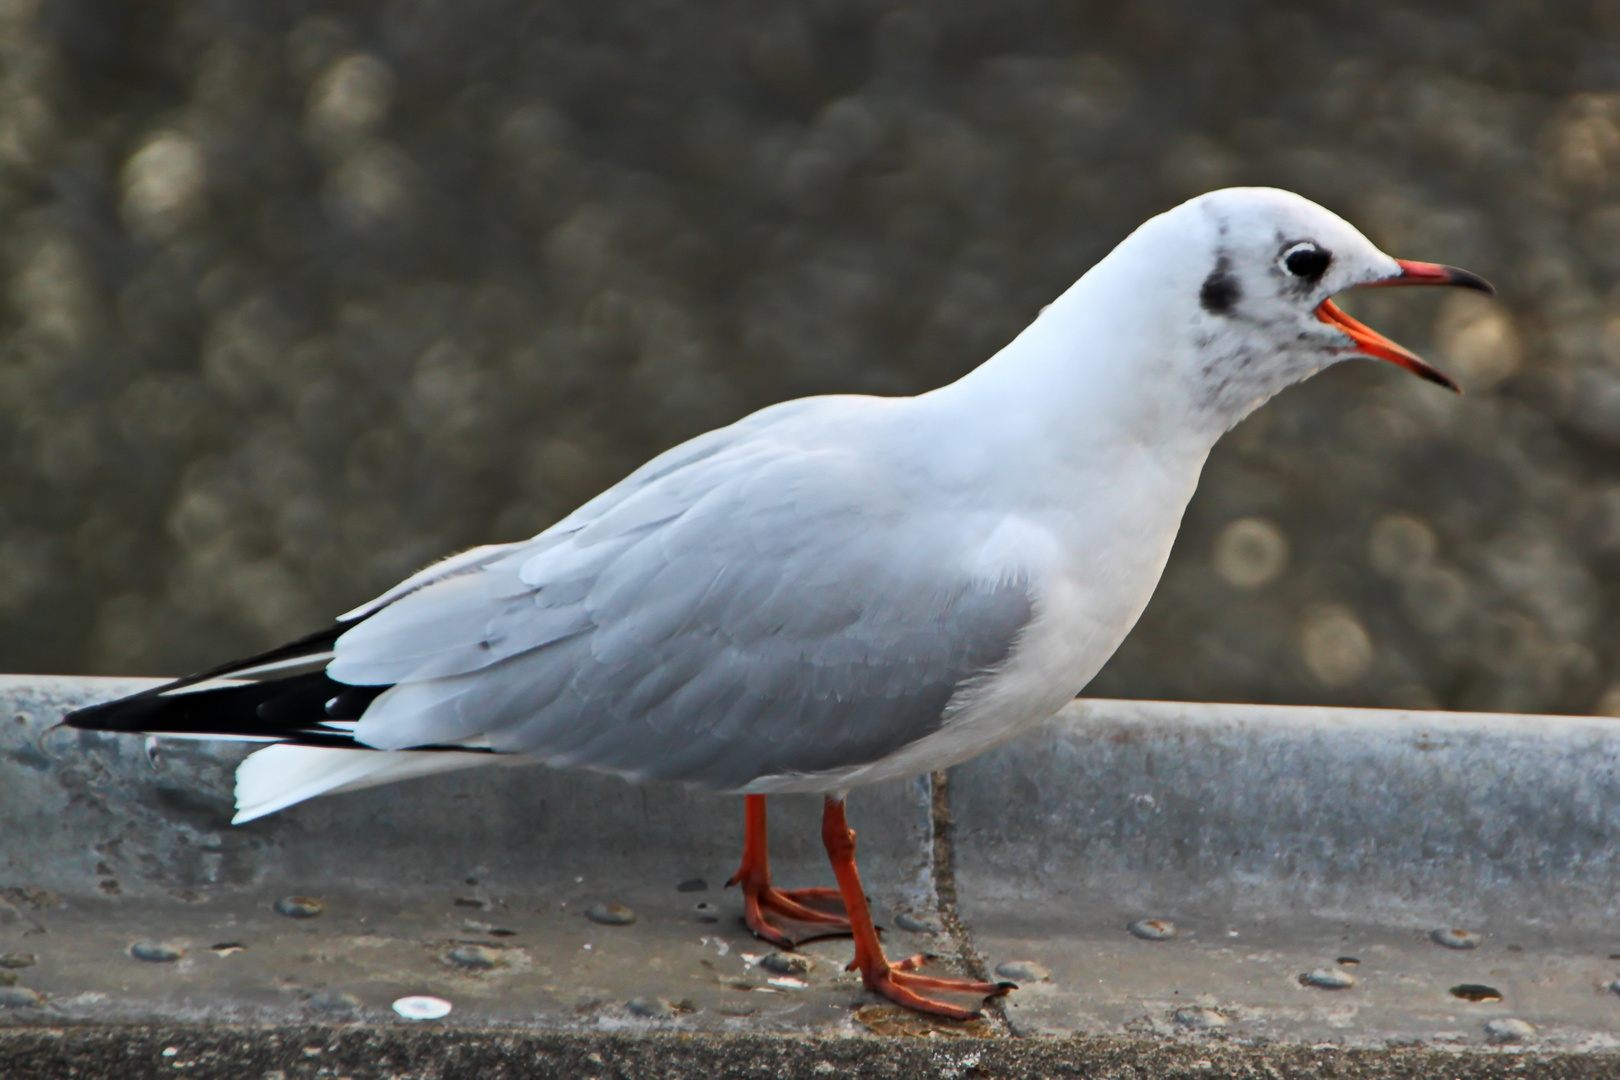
[{"left": 232, "top": 744, "right": 494, "bottom": 824}]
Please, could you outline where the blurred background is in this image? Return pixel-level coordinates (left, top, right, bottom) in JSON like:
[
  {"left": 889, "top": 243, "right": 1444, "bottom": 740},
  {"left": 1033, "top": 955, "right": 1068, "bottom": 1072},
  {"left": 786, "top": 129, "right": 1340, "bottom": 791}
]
[{"left": 0, "top": 0, "right": 1617, "bottom": 715}]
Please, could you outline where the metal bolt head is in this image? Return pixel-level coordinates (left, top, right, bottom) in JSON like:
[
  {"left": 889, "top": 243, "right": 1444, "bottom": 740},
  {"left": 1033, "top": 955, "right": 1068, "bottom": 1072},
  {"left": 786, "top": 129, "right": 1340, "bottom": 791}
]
[
  {"left": 129, "top": 941, "right": 184, "bottom": 963},
  {"left": 893, "top": 912, "right": 938, "bottom": 933},
  {"left": 1483, "top": 1017, "right": 1536, "bottom": 1044},
  {"left": 760, "top": 952, "right": 812, "bottom": 976},
  {"left": 305, "top": 990, "right": 362, "bottom": 1016},
  {"left": 0, "top": 986, "right": 41, "bottom": 1008},
  {"left": 1299, "top": 967, "right": 1357, "bottom": 990},
  {"left": 446, "top": 944, "right": 498, "bottom": 970},
  {"left": 274, "top": 896, "right": 325, "bottom": 919},
  {"left": 1129, "top": 918, "right": 1177, "bottom": 941},
  {"left": 1431, "top": 927, "right": 1481, "bottom": 949},
  {"left": 586, "top": 902, "right": 637, "bottom": 926},
  {"left": 1173, "top": 1006, "right": 1227, "bottom": 1030},
  {"left": 994, "top": 959, "right": 1051, "bottom": 983},
  {"left": 627, "top": 995, "right": 675, "bottom": 1019}
]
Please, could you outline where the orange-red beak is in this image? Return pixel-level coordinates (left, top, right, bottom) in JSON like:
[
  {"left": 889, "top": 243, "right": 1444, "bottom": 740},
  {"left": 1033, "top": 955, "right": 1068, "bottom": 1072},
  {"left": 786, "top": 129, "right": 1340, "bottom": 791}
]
[{"left": 1314, "top": 259, "right": 1495, "bottom": 393}]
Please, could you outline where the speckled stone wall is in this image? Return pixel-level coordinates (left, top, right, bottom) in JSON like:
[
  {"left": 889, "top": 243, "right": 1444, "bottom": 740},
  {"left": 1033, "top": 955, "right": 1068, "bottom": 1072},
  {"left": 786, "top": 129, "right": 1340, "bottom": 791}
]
[{"left": 0, "top": 0, "right": 1615, "bottom": 715}]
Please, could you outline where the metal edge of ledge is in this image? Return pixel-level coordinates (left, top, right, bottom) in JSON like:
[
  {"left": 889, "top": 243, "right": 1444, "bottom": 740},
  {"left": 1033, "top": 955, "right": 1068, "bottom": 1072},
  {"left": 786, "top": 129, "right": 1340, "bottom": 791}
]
[{"left": 1, "top": 678, "right": 1619, "bottom": 1069}]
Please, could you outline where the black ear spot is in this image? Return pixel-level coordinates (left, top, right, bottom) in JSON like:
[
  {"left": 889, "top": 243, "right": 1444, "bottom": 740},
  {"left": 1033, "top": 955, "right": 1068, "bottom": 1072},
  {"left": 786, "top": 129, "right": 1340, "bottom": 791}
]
[
  {"left": 1282, "top": 242, "right": 1332, "bottom": 282},
  {"left": 1200, "top": 254, "right": 1240, "bottom": 315}
]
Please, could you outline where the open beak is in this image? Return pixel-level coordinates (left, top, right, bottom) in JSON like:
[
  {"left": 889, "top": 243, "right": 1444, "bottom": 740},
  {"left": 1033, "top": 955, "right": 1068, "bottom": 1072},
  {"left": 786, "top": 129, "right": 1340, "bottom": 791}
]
[{"left": 1314, "top": 260, "right": 1495, "bottom": 393}]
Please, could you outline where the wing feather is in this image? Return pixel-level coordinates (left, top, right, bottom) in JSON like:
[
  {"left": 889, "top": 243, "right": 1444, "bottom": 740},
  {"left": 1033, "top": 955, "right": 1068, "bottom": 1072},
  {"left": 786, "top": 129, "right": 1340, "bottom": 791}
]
[{"left": 341, "top": 418, "right": 1034, "bottom": 789}]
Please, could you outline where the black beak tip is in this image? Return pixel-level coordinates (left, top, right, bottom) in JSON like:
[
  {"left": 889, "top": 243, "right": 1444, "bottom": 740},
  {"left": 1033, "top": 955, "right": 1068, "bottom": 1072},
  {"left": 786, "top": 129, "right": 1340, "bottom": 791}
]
[{"left": 1444, "top": 265, "right": 1496, "bottom": 296}]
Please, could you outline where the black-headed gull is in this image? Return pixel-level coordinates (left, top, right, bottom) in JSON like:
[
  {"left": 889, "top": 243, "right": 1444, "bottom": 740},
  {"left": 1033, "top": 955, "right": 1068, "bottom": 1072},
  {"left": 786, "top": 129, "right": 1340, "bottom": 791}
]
[{"left": 67, "top": 187, "right": 1492, "bottom": 1018}]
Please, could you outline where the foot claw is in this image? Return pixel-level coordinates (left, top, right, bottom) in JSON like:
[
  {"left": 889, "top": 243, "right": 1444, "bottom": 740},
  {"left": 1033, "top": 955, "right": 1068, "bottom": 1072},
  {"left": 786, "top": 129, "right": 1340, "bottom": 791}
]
[
  {"left": 740, "top": 884, "right": 853, "bottom": 947},
  {"left": 867, "top": 965, "right": 1010, "bottom": 1020}
]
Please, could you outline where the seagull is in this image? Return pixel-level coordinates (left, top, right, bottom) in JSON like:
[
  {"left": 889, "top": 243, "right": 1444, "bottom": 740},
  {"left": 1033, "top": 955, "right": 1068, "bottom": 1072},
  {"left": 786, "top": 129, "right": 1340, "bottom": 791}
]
[{"left": 65, "top": 188, "right": 1492, "bottom": 1018}]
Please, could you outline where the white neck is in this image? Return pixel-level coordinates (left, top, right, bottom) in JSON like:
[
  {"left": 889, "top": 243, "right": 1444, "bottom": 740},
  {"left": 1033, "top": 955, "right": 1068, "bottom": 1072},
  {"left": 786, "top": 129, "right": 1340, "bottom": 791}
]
[{"left": 922, "top": 225, "right": 1241, "bottom": 497}]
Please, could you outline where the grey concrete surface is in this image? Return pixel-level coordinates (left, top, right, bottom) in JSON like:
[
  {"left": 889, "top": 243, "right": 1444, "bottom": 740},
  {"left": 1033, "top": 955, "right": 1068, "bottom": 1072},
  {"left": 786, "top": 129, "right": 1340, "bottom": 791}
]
[
  {"left": 952, "top": 699, "right": 1620, "bottom": 1048},
  {"left": 4, "top": 678, "right": 1620, "bottom": 1075}
]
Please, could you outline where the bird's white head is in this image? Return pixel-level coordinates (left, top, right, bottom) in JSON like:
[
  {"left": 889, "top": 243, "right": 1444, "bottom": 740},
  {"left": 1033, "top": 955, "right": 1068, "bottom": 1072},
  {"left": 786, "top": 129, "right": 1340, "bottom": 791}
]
[{"left": 1085, "top": 187, "right": 1493, "bottom": 432}]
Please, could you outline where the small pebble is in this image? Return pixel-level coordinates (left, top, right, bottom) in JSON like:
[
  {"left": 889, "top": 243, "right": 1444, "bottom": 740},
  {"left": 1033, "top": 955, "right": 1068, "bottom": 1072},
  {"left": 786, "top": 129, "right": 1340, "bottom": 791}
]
[
  {"left": 994, "top": 960, "right": 1050, "bottom": 983},
  {"left": 306, "top": 990, "right": 362, "bottom": 1016},
  {"left": 1431, "top": 927, "right": 1480, "bottom": 949},
  {"left": 392, "top": 995, "right": 452, "bottom": 1020},
  {"left": 0, "top": 971, "right": 14, "bottom": 986},
  {"left": 274, "top": 896, "right": 325, "bottom": 919},
  {"left": 760, "top": 952, "right": 812, "bottom": 975},
  {"left": 209, "top": 942, "right": 246, "bottom": 956},
  {"left": 1608, "top": 977, "right": 1620, "bottom": 997},
  {"left": 0, "top": 986, "right": 41, "bottom": 1008},
  {"left": 1484, "top": 1017, "right": 1536, "bottom": 1044},
  {"left": 1299, "top": 967, "right": 1357, "bottom": 990},
  {"left": 487, "top": 928, "right": 517, "bottom": 937},
  {"left": 693, "top": 902, "right": 719, "bottom": 924},
  {"left": 1173, "top": 1006, "right": 1227, "bottom": 1030},
  {"left": 586, "top": 902, "right": 637, "bottom": 926},
  {"left": 0, "top": 953, "right": 35, "bottom": 969},
  {"left": 893, "top": 912, "right": 938, "bottom": 933},
  {"left": 676, "top": 878, "right": 708, "bottom": 892},
  {"left": 627, "top": 995, "right": 675, "bottom": 1019},
  {"left": 130, "top": 941, "right": 184, "bottom": 963},
  {"left": 447, "top": 944, "right": 498, "bottom": 970},
  {"left": 1129, "top": 918, "right": 1177, "bottom": 941}
]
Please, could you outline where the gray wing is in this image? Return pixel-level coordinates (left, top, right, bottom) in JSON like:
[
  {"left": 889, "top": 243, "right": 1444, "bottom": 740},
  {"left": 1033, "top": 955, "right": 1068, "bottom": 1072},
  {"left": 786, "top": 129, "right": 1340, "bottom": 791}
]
[{"left": 329, "top": 412, "right": 1034, "bottom": 790}]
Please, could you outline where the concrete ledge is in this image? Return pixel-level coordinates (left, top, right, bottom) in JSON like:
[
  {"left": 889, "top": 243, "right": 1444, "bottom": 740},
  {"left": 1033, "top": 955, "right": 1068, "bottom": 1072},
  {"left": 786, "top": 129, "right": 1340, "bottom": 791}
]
[
  {"left": 4, "top": 678, "right": 1620, "bottom": 1071},
  {"left": 1, "top": 1026, "right": 1614, "bottom": 1080}
]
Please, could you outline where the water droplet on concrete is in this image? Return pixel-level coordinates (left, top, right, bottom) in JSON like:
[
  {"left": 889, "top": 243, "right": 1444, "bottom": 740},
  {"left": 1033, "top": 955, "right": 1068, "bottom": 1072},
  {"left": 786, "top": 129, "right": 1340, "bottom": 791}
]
[
  {"left": 1299, "top": 967, "right": 1357, "bottom": 990},
  {"left": 0, "top": 986, "right": 41, "bottom": 1007},
  {"left": 627, "top": 995, "right": 675, "bottom": 1018},
  {"left": 447, "top": 944, "right": 497, "bottom": 970},
  {"left": 1173, "top": 1006, "right": 1227, "bottom": 1030},
  {"left": 1431, "top": 927, "right": 1480, "bottom": 949},
  {"left": 893, "top": 912, "right": 938, "bottom": 933},
  {"left": 1484, "top": 1017, "right": 1536, "bottom": 1043},
  {"left": 760, "top": 952, "right": 811, "bottom": 975},
  {"left": 586, "top": 902, "right": 636, "bottom": 925},
  {"left": 0, "top": 953, "right": 35, "bottom": 969},
  {"left": 1129, "top": 918, "right": 1177, "bottom": 940},
  {"left": 130, "top": 941, "right": 184, "bottom": 962},
  {"left": 994, "top": 959, "right": 1050, "bottom": 982},
  {"left": 274, "top": 896, "right": 325, "bottom": 919},
  {"left": 392, "top": 995, "right": 452, "bottom": 1020},
  {"left": 676, "top": 878, "right": 707, "bottom": 892}
]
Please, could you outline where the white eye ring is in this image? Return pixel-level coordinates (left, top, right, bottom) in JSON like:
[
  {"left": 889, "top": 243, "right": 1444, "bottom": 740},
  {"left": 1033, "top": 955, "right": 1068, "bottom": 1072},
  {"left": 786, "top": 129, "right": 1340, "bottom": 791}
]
[{"left": 1281, "top": 242, "right": 1332, "bottom": 280}]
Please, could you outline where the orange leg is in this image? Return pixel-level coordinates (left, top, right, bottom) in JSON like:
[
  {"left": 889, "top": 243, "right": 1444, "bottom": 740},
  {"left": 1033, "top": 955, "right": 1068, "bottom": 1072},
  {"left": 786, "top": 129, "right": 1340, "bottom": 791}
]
[
  {"left": 727, "top": 794, "right": 852, "bottom": 948},
  {"left": 821, "top": 795, "right": 1014, "bottom": 1020}
]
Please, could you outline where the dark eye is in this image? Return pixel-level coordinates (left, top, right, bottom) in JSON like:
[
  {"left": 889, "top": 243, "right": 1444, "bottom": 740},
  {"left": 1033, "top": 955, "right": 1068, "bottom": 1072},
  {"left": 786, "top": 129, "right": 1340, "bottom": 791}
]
[{"left": 1283, "top": 242, "right": 1332, "bottom": 281}]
